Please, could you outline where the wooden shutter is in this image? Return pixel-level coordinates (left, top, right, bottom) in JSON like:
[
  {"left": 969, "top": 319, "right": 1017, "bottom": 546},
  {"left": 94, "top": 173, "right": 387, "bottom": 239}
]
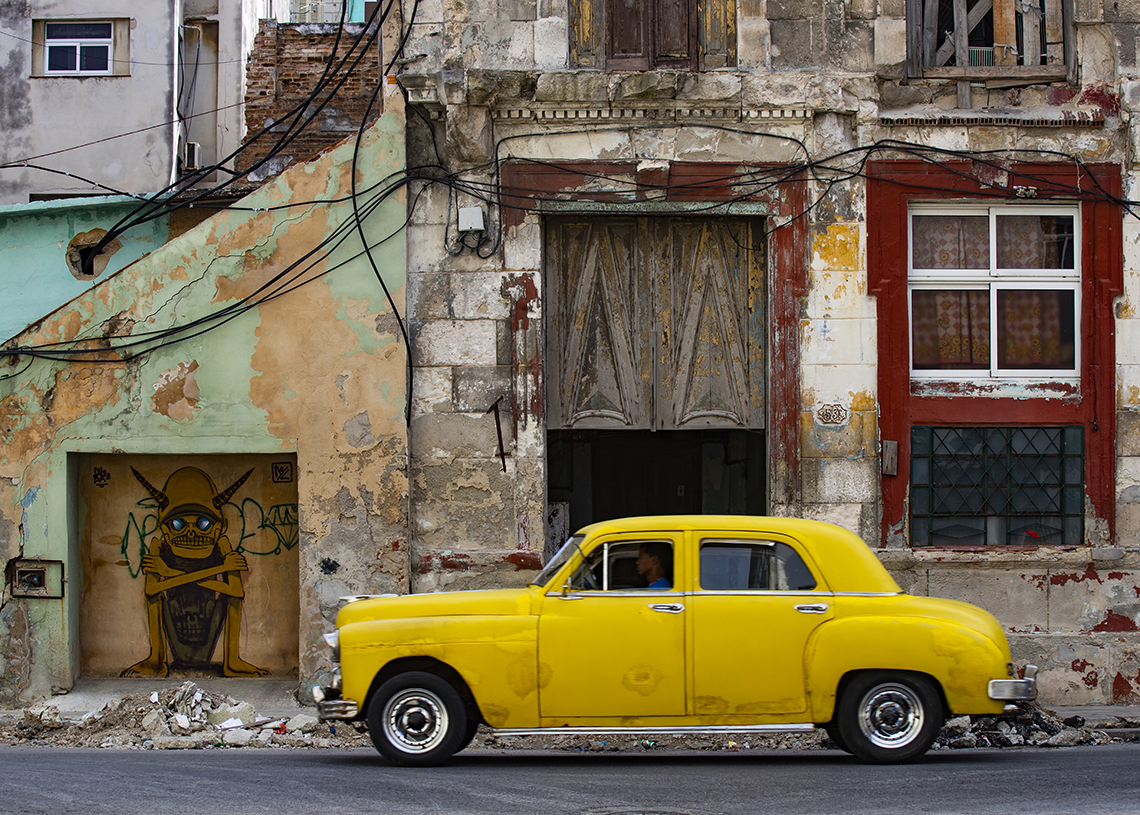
[{"left": 546, "top": 217, "right": 766, "bottom": 431}]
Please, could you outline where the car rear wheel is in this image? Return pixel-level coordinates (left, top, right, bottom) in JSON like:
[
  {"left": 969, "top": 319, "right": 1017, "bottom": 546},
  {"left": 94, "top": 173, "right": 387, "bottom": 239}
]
[
  {"left": 835, "top": 671, "right": 942, "bottom": 764},
  {"left": 367, "top": 672, "right": 468, "bottom": 767}
]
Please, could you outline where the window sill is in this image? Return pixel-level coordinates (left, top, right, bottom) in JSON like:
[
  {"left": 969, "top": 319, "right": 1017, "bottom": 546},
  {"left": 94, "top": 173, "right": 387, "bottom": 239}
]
[{"left": 910, "top": 379, "right": 1080, "bottom": 399}]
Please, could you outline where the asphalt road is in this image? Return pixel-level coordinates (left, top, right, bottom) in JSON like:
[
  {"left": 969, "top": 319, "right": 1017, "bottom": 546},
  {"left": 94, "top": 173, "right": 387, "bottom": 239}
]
[{"left": 2, "top": 742, "right": 1138, "bottom": 815}]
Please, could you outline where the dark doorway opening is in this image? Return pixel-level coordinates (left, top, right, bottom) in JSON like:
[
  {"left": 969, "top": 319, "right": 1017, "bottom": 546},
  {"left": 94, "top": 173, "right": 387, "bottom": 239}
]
[{"left": 547, "top": 429, "right": 766, "bottom": 534}]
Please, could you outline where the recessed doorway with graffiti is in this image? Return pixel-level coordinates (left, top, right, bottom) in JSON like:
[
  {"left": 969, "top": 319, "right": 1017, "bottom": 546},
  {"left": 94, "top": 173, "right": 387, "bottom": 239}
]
[{"left": 78, "top": 454, "right": 300, "bottom": 678}]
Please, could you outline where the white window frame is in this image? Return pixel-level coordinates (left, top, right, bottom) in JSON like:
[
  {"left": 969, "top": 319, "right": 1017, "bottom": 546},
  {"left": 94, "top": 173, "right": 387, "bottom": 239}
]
[
  {"left": 908, "top": 203, "right": 1081, "bottom": 382},
  {"left": 33, "top": 19, "right": 129, "bottom": 78},
  {"left": 44, "top": 22, "right": 113, "bottom": 76}
]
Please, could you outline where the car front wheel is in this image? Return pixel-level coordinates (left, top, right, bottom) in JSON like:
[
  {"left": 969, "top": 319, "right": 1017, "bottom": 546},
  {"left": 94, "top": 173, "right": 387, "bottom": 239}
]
[
  {"left": 367, "top": 672, "right": 469, "bottom": 767},
  {"left": 835, "top": 671, "right": 943, "bottom": 764}
]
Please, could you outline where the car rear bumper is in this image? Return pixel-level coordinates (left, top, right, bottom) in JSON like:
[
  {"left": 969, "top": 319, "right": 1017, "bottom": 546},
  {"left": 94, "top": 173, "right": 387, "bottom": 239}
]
[{"left": 988, "top": 664, "right": 1038, "bottom": 701}]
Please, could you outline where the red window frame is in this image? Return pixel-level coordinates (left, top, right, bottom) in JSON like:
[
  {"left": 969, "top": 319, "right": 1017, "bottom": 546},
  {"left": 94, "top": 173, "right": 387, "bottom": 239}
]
[{"left": 867, "top": 161, "right": 1122, "bottom": 547}]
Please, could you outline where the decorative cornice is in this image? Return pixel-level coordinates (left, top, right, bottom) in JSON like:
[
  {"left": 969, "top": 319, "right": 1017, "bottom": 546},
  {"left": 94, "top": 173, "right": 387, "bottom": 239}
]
[
  {"left": 491, "top": 104, "right": 809, "bottom": 124},
  {"left": 879, "top": 108, "right": 1105, "bottom": 128}
]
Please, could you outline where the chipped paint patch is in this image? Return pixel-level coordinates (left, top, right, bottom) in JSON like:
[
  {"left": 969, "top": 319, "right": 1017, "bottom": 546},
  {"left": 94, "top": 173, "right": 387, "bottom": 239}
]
[
  {"left": 810, "top": 223, "right": 860, "bottom": 272},
  {"left": 1090, "top": 610, "right": 1139, "bottom": 632},
  {"left": 152, "top": 361, "right": 200, "bottom": 421},
  {"left": 1050, "top": 567, "right": 1104, "bottom": 587}
]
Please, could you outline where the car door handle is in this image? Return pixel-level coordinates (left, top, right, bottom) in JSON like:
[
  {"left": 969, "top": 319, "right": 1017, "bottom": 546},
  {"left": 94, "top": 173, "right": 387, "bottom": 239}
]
[
  {"left": 649, "top": 603, "right": 685, "bottom": 614},
  {"left": 794, "top": 603, "right": 829, "bottom": 614}
]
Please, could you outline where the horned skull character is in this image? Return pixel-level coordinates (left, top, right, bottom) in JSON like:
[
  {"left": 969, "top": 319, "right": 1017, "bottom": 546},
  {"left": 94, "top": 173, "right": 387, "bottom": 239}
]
[{"left": 121, "top": 466, "right": 267, "bottom": 677}]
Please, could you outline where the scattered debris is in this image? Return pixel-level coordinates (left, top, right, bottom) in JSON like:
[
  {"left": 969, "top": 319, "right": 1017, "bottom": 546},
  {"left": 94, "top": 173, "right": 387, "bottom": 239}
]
[
  {"left": 0, "top": 690, "right": 1134, "bottom": 753},
  {"left": 0, "top": 682, "right": 370, "bottom": 751}
]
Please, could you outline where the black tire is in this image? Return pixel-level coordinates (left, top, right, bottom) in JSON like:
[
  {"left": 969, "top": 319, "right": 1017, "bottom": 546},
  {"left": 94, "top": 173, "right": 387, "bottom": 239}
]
[
  {"left": 461, "top": 714, "right": 480, "bottom": 751},
  {"left": 835, "top": 671, "right": 943, "bottom": 764},
  {"left": 822, "top": 724, "right": 851, "bottom": 754},
  {"left": 366, "top": 671, "right": 469, "bottom": 767}
]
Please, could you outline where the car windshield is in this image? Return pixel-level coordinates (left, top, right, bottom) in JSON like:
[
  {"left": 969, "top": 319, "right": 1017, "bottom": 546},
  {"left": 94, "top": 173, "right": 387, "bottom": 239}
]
[{"left": 529, "top": 534, "right": 585, "bottom": 587}]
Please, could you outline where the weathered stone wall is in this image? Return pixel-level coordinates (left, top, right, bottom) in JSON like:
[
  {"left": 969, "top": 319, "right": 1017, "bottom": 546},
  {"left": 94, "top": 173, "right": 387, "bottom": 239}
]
[{"left": 399, "top": 0, "right": 1140, "bottom": 703}]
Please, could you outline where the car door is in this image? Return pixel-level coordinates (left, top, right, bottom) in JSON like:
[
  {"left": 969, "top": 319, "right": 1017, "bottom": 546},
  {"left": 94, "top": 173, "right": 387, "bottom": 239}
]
[
  {"left": 537, "top": 534, "right": 687, "bottom": 719},
  {"left": 690, "top": 534, "right": 832, "bottom": 717}
]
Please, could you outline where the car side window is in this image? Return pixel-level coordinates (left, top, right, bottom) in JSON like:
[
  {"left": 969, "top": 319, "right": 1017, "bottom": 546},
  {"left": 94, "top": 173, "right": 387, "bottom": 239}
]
[
  {"left": 700, "top": 541, "right": 817, "bottom": 591},
  {"left": 567, "top": 540, "right": 673, "bottom": 591}
]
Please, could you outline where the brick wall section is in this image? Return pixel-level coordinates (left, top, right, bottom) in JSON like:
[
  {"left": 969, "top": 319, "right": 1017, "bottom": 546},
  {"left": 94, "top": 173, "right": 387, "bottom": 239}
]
[{"left": 238, "top": 20, "right": 382, "bottom": 181}]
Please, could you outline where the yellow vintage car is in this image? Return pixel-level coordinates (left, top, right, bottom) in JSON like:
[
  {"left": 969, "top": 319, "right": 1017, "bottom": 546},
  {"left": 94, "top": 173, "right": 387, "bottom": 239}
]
[{"left": 314, "top": 515, "right": 1036, "bottom": 766}]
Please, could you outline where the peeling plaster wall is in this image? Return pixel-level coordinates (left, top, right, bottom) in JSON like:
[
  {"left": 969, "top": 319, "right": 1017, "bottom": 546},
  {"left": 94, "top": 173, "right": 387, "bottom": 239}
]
[
  {"left": 0, "top": 109, "right": 408, "bottom": 706},
  {"left": 400, "top": 0, "right": 1140, "bottom": 701}
]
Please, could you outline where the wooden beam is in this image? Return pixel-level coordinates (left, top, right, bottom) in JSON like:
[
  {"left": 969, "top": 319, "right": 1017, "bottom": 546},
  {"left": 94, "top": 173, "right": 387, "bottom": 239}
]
[
  {"left": 993, "top": 0, "right": 1019, "bottom": 65},
  {"left": 953, "top": 0, "right": 971, "bottom": 107},
  {"left": 1044, "top": 0, "right": 1064, "bottom": 63},
  {"left": 923, "top": 64, "right": 1068, "bottom": 78},
  {"left": 1022, "top": 0, "right": 1042, "bottom": 66}
]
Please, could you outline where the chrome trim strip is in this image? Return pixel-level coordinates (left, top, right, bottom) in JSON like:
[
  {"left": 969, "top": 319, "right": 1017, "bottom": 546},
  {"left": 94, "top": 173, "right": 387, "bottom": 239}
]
[
  {"left": 544, "top": 589, "right": 903, "bottom": 598},
  {"left": 490, "top": 724, "right": 817, "bottom": 737}
]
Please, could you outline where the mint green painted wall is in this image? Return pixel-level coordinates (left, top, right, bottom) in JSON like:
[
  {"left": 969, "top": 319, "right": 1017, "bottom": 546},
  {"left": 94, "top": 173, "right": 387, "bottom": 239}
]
[{"left": 0, "top": 197, "right": 171, "bottom": 342}]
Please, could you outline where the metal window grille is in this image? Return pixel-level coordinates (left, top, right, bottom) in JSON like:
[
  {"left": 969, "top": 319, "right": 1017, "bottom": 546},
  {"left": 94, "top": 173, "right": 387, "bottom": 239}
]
[{"left": 910, "top": 426, "right": 1083, "bottom": 546}]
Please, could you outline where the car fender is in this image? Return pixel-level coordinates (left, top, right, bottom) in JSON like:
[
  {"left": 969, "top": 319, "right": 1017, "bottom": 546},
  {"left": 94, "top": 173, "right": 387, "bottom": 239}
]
[
  {"left": 804, "top": 614, "right": 1009, "bottom": 723},
  {"left": 339, "top": 615, "right": 541, "bottom": 729}
]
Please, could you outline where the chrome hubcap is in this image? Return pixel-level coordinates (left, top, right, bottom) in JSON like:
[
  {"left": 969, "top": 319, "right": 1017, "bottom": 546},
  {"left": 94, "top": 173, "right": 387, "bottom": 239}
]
[
  {"left": 384, "top": 689, "right": 448, "bottom": 754},
  {"left": 858, "top": 682, "right": 924, "bottom": 749}
]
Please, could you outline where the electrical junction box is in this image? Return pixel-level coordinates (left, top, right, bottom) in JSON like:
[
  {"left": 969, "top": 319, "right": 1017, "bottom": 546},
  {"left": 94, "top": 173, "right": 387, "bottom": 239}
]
[
  {"left": 7, "top": 559, "right": 65, "bottom": 598},
  {"left": 458, "top": 205, "right": 485, "bottom": 232}
]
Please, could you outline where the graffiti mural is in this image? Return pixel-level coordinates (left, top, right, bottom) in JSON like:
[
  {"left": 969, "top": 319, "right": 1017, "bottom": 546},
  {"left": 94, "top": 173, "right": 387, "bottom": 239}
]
[
  {"left": 79, "top": 455, "right": 300, "bottom": 678},
  {"left": 122, "top": 467, "right": 265, "bottom": 676}
]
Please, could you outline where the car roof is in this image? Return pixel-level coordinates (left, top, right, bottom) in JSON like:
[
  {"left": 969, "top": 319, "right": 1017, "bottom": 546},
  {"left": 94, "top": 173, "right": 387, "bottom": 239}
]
[{"left": 573, "top": 515, "right": 901, "bottom": 594}]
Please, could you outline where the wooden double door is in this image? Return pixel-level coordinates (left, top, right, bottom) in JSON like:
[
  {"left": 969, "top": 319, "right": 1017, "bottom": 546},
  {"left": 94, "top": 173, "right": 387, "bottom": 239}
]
[{"left": 546, "top": 216, "right": 767, "bottom": 433}]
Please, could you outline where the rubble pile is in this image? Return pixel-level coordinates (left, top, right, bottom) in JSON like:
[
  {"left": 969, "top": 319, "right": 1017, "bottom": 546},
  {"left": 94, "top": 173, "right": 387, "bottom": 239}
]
[
  {"left": 931, "top": 702, "right": 1115, "bottom": 751},
  {"left": 0, "top": 681, "right": 371, "bottom": 751}
]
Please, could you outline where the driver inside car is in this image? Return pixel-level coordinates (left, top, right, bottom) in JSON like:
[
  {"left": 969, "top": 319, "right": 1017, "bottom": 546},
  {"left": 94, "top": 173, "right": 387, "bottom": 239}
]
[{"left": 636, "top": 542, "right": 673, "bottom": 590}]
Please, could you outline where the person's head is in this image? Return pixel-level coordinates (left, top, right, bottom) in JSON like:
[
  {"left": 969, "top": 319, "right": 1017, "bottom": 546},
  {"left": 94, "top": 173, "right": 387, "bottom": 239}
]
[{"left": 636, "top": 542, "right": 673, "bottom": 582}]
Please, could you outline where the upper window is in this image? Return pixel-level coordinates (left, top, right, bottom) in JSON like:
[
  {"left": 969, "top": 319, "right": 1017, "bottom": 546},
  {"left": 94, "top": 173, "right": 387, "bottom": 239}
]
[
  {"left": 908, "top": 205, "right": 1080, "bottom": 380},
  {"left": 699, "top": 541, "right": 816, "bottom": 592},
  {"left": 906, "top": 0, "right": 1071, "bottom": 82},
  {"left": 32, "top": 20, "right": 130, "bottom": 78},
  {"left": 569, "top": 0, "right": 736, "bottom": 70},
  {"left": 46, "top": 22, "right": 112, "bottom": 74}
]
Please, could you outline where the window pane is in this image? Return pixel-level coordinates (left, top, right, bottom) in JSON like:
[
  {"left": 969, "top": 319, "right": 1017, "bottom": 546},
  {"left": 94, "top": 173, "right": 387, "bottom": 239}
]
[
  {"left": 47, "top": 44, "right": 77, "bottom": 71},
  {"left": 996, "top": 214, "right": 1075, "bottom": 269},
  {"left": 773, "top": 543, "right": 816, "bottom": 591},
  {"left": 996, "top": 289, "right": 1076, "bottom": 369},
  {"left": 46, "top": 22, "right": 112, "bottom": 39},
  {"left": 912, "top": 289, "right": 990, "bottom": 369},
  {"left": 912, "top": 215, "right": 989, "bottom": 269},
  {"left": 700, "top": 543, "right": 769, "bottom": 590},
  {"left": 79, "top": 44, "right": 109, "bottom": 72}
]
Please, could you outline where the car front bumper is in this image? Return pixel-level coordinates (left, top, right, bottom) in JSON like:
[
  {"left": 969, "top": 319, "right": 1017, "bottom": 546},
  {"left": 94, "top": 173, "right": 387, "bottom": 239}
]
[
  {"left": 988, "top": 663, "right": 1038, "bottom": 701},
  {"left": 313, "top": 668, "right": 359, "bottom": 720}
]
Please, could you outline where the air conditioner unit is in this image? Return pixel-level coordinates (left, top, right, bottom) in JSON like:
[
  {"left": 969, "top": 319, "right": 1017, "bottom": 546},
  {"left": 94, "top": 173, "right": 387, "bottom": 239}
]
[{"left": 184, "top": 141, "right": 202, "bottom": 171}]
